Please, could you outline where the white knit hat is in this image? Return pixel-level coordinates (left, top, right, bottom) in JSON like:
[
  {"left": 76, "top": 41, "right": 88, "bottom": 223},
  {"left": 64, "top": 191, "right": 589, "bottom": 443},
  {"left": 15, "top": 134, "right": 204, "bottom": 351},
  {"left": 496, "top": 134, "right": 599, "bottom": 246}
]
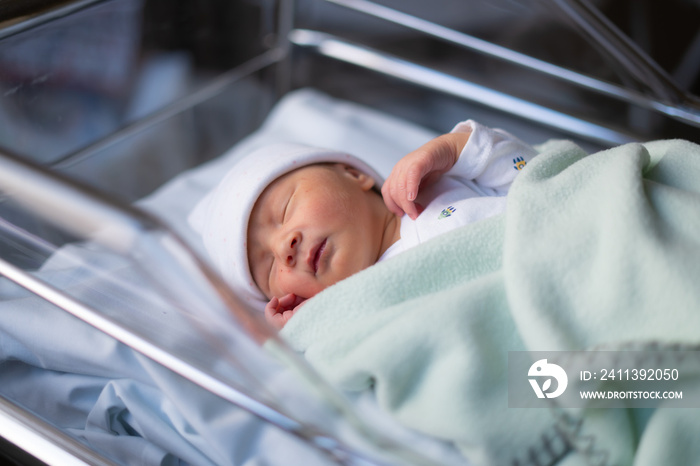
[{"left": 188, "top": 143, "right": 384, "bottom": 313}]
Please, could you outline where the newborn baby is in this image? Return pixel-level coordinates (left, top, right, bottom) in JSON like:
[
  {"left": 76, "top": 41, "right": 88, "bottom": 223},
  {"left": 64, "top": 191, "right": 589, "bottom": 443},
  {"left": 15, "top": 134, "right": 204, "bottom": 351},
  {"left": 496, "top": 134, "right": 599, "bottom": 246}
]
[{"left": 188, "top": 120, "right": 537, "bottom": 329}]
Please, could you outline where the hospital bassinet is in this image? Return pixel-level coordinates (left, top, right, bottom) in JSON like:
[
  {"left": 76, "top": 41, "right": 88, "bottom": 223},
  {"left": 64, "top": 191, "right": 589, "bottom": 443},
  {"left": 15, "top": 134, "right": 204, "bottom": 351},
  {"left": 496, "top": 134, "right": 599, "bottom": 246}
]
[{"left": 0, "top": 0, "right": 698, "bottom": 464}]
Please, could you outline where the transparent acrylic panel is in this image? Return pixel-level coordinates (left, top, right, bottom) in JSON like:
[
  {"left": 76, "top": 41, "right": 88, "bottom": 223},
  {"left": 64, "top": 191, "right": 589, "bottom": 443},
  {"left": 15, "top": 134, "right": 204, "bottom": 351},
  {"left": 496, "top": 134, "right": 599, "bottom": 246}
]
[{"left": 0, "top": 148, "right": 466, "bottom": 465}]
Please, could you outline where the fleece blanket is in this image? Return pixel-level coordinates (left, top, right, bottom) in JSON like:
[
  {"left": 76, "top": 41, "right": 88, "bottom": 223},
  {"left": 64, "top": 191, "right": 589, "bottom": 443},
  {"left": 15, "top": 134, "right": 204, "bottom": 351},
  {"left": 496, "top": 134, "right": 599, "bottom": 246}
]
[{"left": 280, "top": 138, "right": 700, "bottom": 466}]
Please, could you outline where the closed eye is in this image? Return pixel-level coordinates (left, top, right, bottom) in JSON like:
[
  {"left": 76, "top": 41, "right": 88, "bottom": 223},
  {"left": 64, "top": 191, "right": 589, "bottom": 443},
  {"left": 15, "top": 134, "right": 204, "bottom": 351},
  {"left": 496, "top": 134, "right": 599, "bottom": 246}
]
[
  {"left": 281, "top": 188, "right": 295, "bottom": 223},
  {"left": 282, "top": 198, "right": 290, "bottom": 223}
]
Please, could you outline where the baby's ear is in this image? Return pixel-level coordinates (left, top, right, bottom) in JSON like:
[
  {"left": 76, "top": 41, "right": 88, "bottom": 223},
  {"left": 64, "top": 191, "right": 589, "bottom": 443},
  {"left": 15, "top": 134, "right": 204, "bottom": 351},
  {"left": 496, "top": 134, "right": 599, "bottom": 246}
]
[{"left": 337, "top": 164, "right": 375, "bottom": 191}]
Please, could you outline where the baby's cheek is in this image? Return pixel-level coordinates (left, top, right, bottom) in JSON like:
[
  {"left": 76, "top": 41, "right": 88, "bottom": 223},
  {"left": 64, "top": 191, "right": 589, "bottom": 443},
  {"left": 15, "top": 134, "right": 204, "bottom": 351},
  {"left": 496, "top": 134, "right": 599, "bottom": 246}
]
[{"left": 275, "top": 269, "right": 323, "bottom": 299}]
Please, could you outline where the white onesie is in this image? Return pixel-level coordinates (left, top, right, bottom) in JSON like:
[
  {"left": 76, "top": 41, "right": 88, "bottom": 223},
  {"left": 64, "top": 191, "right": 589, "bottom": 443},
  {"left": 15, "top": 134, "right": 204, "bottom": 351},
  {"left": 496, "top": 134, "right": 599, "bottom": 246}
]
[{"left": 379, "top": 119, "right": 538, "bottom": 261}]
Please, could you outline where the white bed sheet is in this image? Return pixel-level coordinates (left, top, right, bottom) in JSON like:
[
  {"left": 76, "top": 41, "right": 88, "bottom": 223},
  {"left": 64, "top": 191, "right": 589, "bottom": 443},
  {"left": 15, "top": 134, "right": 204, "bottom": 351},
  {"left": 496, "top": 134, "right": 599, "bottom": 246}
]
[{"left": 0, "top": 89, "right": 469, "bottom": 465}]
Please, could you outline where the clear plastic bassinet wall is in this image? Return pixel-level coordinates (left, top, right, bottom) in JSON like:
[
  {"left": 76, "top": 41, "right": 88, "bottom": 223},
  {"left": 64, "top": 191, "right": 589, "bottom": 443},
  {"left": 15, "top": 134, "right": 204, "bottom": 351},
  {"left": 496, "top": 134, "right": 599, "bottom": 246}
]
[{"left": 0, "top": 0, "right": 699, "bottom": 465}]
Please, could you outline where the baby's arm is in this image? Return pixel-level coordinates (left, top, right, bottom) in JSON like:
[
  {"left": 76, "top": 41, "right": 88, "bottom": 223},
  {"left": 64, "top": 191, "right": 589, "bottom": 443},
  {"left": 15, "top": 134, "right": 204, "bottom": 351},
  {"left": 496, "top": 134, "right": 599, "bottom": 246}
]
[
  {"left": 382, "top": 120, "right": 537, "bottom": 217},
  {"left": 264, "top": 293, "right": 307, "bottom": 330},
  {"left": 448, "top": 120, "right": 538, "bottom": 194},
  {"left": 382, "top": 131, "right": 471, "bottom": 219}
]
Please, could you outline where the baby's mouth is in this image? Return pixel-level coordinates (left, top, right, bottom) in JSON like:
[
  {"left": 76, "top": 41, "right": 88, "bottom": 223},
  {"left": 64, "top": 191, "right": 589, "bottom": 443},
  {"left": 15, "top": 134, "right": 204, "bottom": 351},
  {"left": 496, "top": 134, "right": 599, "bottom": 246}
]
[{"left": 310, "top": 238, "right": 327, "bottom": 274}]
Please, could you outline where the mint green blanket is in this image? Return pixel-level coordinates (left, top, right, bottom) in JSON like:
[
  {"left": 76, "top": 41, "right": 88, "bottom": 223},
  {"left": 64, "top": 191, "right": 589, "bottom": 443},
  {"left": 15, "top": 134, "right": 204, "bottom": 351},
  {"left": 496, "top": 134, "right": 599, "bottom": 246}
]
[{"left": 281, "top": 139, "right": 700, "bottom": 465}]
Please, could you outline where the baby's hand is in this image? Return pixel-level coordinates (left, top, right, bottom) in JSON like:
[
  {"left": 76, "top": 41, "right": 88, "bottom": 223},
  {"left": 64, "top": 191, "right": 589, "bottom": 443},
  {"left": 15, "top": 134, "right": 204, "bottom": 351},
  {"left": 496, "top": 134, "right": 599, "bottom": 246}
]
[
  {"left": 264, "top": 293, "right": 307, "bottom": 330},
  {"left": 382, "top": 132, "right": 470, "bottom": 219}
]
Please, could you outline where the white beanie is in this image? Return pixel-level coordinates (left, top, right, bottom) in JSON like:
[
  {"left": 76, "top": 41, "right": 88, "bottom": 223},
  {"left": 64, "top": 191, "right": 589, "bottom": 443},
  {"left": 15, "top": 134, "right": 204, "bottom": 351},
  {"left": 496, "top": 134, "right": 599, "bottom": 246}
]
[{"left": 187, "top": 143, "right": 384, "bottom": 313}]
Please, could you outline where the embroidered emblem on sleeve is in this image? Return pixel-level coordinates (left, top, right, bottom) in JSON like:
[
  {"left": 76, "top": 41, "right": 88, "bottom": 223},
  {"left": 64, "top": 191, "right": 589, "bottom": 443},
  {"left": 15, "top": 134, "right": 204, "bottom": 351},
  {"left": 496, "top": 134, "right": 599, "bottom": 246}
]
[
  {"left": 513, "top": 156, "right": 527, "bottom": 171},
  {"left": 438, "top": 206, "right": 456, "bottom": 219}
]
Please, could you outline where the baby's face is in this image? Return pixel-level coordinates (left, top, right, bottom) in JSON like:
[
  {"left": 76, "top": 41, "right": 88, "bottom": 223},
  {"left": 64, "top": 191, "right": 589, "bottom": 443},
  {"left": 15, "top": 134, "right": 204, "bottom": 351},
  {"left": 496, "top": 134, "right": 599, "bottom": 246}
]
[{"left": 247, "top": 163, "right": 383, "bottom": 301}]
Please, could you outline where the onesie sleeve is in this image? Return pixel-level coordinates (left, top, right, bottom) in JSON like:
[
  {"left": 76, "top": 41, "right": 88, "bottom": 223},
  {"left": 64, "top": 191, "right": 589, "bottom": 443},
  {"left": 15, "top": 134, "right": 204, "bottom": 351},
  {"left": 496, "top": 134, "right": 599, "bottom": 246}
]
[{"left": 446, "top": 119, "right": 538, "bottom": 195}]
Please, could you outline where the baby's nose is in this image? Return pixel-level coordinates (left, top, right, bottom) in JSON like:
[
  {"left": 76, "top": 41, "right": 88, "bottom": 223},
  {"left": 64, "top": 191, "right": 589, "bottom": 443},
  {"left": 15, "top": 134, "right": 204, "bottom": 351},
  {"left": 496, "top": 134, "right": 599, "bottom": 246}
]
[{"left": 280, "top": 232, "right": 300, "bottom": 267}]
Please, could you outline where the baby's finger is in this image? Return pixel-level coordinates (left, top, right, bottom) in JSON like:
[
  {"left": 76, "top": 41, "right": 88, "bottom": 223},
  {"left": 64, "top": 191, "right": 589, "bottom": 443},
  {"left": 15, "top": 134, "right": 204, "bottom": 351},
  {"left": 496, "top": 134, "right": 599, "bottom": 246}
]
[
  {"left": 278, "top": 293, "right": 297, "bottom": 309},
  {"left": 264, "top": 312, "right": 285, "bottom": 331},
  {"left": 264, "top": 297, "right": 281, "bottom": 321},
  {"left": 282, "top": 310, "right": 295, "bottom": 324},
  {"left": 400, "top": 161, "right": 432, "bottom": 218},
  {"left": 400, "top": 198, "right": 420, "bottom": 220},
  {"left": 291, "top": 295, "right": 307, "bottom": 308},
  {"left": 381, "top": 182, "right": 406, "bottom": 217},
  {"left": 389, "top": 172, "right": 410, "bottom": 204},
  {"left": 405, "top": 164, "right": 426, "bottom": 203},
  {"left": 384, "top": 180, "right": 421, "bottom": 219},
  {"left": 393, "top": 179, "right": 421, "bottom": 218},
  {"left": 265, "top": 296, "right": 279, "bottom": 311},
  {"left": 278, "top": 293, "right": 307, "bottom": 311}
]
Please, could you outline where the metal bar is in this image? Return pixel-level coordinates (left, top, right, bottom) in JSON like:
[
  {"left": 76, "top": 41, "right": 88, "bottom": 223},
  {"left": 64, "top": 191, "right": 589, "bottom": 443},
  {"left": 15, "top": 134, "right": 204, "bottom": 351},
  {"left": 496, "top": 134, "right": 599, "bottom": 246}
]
[
  {"left": 0, "top": 0, "right": 107, "bottom": 40},
  {"left": 547, "top": 0, "right": 689, "bottom": 105},
  {"left": 319, "top": 0, "right": 700, "bottom": 127},
  {"left": 291, "top": 29, "right": 638, "bottom": 146},
  {"left": 0, "top": 394, "right": 117, "bottom": 466},
  {"left": 322, "top": 0, "right": 631, "bottom": 98},
  {"left": 0, "top": 148, "right": 146, "bottom": 255},
  {"left": 673, "top": 27, "right": 700, "bottom": 90}
]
